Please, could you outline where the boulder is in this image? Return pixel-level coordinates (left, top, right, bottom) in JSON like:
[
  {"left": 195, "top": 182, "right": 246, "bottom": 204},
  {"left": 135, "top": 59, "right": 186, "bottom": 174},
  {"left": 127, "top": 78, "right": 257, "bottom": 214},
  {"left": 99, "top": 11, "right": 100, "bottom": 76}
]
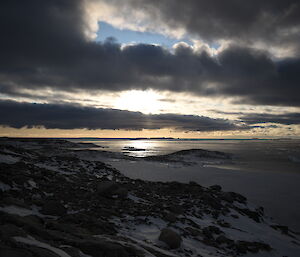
[{"left": 159, "top": 228, "right": 182, "bottom": 249}]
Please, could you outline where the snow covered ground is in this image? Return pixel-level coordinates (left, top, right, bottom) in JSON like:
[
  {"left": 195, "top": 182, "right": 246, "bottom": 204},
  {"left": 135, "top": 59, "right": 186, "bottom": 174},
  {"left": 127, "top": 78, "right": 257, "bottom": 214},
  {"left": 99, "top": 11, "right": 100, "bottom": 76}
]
[{"left": 106, "top": 157, "right": 300, "bottom": 233}]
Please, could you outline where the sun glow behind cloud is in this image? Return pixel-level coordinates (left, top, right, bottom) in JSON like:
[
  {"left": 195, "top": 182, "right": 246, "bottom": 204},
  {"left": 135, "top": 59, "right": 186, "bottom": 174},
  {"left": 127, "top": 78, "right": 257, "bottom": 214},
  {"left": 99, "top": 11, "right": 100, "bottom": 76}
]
[{"left": 114, "top": 90, "right": 163, "bottom": 114}]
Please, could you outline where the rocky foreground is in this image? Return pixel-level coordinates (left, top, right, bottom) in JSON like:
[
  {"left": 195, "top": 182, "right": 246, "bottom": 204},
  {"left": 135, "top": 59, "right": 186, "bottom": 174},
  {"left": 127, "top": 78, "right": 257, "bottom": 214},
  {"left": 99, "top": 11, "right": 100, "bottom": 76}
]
[{"left": 0, "top": 138, "right": 299, "bottom": 257}]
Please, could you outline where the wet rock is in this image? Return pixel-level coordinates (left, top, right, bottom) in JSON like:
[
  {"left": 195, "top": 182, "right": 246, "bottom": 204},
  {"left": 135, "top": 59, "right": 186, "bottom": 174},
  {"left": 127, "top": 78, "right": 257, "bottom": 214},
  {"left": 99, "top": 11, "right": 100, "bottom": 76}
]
[
  {"left": 41, "top": 200, "right": 67, "bottom": 216},
  {"left": 159, "top": 228, "right": 182, "bottom": 249}
]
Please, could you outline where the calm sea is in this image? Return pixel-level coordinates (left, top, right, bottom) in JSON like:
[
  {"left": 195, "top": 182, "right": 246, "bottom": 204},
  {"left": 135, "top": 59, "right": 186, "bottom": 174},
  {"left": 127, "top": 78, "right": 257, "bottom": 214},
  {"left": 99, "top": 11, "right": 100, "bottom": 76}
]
[{"left": 70, "top": 139, "right": 300, "bottom": 173}]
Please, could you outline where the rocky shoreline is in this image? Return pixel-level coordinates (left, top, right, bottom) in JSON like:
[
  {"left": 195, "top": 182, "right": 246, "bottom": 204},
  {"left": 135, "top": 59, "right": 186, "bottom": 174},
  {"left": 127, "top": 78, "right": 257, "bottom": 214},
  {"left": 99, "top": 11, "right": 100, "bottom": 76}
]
[{"left": 0, "top": 138, "right": 299, "bottom": 257}]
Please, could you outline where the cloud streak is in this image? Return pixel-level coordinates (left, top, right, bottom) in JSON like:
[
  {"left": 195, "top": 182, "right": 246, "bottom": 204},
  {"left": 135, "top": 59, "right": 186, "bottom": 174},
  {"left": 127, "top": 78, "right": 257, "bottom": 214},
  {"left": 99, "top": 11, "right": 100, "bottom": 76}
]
[
  {"left": 239, "top": 113, "right": 300, "bottom": 125},
  {"left": 0, "top": 100, "right": 246, "bottom": 131}
]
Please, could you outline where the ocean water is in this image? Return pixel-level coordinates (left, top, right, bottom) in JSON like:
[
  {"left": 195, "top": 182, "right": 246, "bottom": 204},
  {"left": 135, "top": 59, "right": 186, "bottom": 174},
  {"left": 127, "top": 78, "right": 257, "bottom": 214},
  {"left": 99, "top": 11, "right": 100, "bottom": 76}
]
[{"left": 71, "top": 139, "right": 300, "bottom": 173}]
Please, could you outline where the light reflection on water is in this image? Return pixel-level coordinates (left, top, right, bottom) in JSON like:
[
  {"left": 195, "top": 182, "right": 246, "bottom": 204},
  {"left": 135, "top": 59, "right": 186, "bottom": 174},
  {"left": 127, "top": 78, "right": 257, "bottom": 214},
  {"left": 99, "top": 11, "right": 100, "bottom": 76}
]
[{"left": 71, "top": 139, "right": 300, "bottom": 173}]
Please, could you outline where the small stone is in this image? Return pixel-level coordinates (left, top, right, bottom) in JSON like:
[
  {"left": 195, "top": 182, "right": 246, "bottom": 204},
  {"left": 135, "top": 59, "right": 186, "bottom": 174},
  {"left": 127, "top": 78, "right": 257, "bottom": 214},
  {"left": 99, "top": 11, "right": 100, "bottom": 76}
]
[{"left": 159, "top": 228, "right": 182, "bottom": 249}]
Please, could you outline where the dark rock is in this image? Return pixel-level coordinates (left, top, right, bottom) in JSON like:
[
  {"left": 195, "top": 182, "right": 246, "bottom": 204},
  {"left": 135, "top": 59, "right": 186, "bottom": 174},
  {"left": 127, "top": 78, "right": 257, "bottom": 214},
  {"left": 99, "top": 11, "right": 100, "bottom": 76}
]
[
  {"left": 12, "top": 175, "right": 28, "bottom": 185},
  {"left": 202, "top": 225, "right": 223, "bottom": 240},
  {"left": 239, "top": 208, "right": 261, "bottom": 223},
  {"left": 229, "top": 192, "right": 247, "bottom": 203},
  {"left": 271, "top": 225, "right": 289, "bottom": 235},
  {"left": 0, "top": 248, "right": 34, "bottom": 257},
  {"left": 210, "top": 185, "right": 222, "bottom": 192},
  {"left": 217, "top": 220, "right": 231, "bottom": 228},
  {"left": 159, "top": 228, "right": 182, "bottom": 249},
  {"left": 0, "top": 224, "right": 26, "bottom": 239},
  {"left": 231, "top": 214, "right": 239, "bottom": 219},
  {"left": 113, "top": 187, "right": 128, "bottom": 199},
  {"left": 185, "top": 227, "right": 201, "bottom": 237},
  {"left": 60, "top": 246, "right": 82, "bottom": 257},
  {"left": 41, "top": 200, "right": 67, "bottom": 216},
  {"left": 97, "top": 181, "right": 128, "bottom": 198},
  {"left": 216, "top": 235, "right": 234, "bottom": 245},
  {"left": 3, "top": 197, "right": 30, "bottom": 209},
  {"left": 235, "top": 240, "right": 271, "bottom": 254},
  {"left": 168, "top": 205, "right": 184, "bottom": 215},
  {"left": 164, "top": 212, "right": 177, "bottom": 223},
  {"left": 221, "top": 192, "right": 234, "bottom": 203},
  {"left": 28, "top": 247, "right": 62, "bottom": 257},
  {"left": 74, "top": 239, "right": 134, "bottom": 257}
]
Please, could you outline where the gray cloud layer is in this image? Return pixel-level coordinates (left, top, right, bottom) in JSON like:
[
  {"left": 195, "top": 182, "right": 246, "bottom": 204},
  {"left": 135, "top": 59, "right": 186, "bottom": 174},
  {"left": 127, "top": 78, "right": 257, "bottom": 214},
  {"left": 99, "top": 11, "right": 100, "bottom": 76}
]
[
  {"left": 0, "top": 0, "right": 300, "bottom": 107},
  {"left": 113, "top": 0, "right": 300, "bottom": 49},
  {"left": 239, "top": 113, "right": 300, "bottom": 125},
  {"left": 0, "top": 100, "right": 245, "bottom": 131}
]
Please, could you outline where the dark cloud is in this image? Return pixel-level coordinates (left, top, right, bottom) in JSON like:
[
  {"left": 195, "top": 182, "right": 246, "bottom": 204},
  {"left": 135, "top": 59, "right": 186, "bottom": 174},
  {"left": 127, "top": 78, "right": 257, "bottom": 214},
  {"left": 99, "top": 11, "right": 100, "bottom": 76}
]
[
  {"left": 0, "top": 100, "right": 246, "bottom": 131},
  {"left": 116, "top": 0, "right": 300, "bottom": 48},
  {"left": 239, "top": 113, "right": 300, "bottom": 125},
  {"left": 1, "top": 0, "right": 300, "bottom": 107}
]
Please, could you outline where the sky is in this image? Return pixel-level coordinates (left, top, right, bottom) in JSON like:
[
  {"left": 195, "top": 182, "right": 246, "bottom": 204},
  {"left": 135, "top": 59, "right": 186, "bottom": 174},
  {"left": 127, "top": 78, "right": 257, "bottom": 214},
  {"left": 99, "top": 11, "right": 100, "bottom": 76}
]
[{"left": 0, "top": 0, "right": 299, "bottom": 138}]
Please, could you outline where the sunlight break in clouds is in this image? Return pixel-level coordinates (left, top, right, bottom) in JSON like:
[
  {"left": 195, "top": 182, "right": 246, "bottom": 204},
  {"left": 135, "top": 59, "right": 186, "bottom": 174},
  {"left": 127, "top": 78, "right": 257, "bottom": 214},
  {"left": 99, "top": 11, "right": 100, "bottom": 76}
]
[{"left": 114, "top": 90, "right": 163, "bottom": 114}]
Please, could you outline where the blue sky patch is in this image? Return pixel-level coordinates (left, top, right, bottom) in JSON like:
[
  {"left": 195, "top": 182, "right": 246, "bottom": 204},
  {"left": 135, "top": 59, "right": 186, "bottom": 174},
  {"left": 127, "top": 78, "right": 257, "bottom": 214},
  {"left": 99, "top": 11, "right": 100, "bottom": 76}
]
[{"left": 96, "top": 21, "right": 192, "bottom": 48}]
